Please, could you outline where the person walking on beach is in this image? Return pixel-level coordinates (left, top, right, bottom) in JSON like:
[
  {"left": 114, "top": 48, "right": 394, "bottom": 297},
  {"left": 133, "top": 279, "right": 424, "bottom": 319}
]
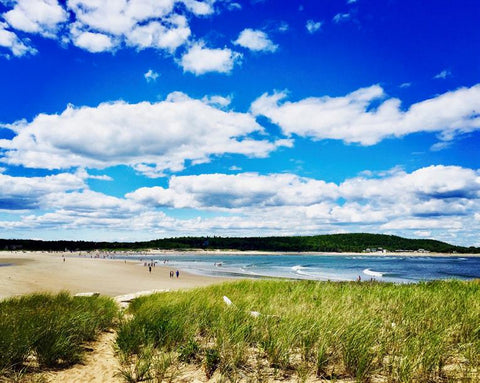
[
  {"left": 148, "top": 265, "right": 152, "bottom": 273},
  {"left": 176, "top": 270, "right": 179, "bottom": 278}
]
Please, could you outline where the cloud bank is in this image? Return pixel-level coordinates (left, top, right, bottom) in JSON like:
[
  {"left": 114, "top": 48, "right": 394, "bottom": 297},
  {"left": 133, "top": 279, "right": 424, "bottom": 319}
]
[{"left": 1, "top": 166, "right": 479, "bottom": 245}]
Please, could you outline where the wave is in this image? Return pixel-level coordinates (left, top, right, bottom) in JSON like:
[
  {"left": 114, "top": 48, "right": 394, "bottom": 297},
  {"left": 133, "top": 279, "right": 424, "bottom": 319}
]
[
  {"left": 363, "top": 268, "right": 384, "bottom": 277},
  {"left": 291, "top": 265, "right": 306, "bottom": 272}
]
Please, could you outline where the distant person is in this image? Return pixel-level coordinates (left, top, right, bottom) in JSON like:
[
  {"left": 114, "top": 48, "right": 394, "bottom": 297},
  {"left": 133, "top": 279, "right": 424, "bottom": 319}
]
[
  {"left": 357, "top": 275, "right": 361, "bottom": 282},
  {"left": 149, "top": 265, "right": 152, "bottom": 273},
  {"left": 176, "top": 270, "right": 179, "bottom": 278}
]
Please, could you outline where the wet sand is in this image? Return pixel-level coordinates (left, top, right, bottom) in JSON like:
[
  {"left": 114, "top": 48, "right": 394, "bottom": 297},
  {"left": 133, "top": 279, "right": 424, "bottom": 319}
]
[{"left": 0, "top": 251, "right": 231, "bottom": 299}]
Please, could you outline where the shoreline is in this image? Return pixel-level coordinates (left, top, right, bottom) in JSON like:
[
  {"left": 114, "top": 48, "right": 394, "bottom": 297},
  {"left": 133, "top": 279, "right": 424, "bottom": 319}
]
[
  {"left": 3, "top": 249, "right": 479, "bottom": 257},
  {"left": 2, "top": 250, "right": 479, "bottom": 300},
  {"left": 0, "top": 251, "right": 232, "bottom": 300}
]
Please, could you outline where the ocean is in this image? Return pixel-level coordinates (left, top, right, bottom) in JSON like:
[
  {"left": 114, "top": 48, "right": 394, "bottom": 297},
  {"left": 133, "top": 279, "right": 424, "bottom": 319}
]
[{"left": 120, "top": 253, "right": 480, "bottom": 283}]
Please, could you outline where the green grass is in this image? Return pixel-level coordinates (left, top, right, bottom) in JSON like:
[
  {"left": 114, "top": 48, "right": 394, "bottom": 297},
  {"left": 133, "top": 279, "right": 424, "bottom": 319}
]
[
  {"left": 0, "top": 292, "right": 118, "bottom": 376},
  {"left": 116, "top": 279, "right": 480, "bottom": 382}
]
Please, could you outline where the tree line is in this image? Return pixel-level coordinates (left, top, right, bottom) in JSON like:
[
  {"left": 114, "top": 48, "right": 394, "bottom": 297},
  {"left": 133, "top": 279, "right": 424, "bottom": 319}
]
[{"left": 1, "top": 233, "right": 478, "bottom": 253}]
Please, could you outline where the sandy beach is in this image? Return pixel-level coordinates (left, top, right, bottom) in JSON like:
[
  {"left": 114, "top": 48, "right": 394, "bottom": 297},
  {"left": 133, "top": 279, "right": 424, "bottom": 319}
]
[
  {"left": 0, "top": 251, "right": 231, "bottom": 300},
  {"left": 2, "top": 250, "right": 478, "bottom": 300}
]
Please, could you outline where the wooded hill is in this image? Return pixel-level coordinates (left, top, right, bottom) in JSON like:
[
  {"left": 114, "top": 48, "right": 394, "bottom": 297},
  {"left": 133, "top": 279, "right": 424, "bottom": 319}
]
[{"left": 1, "top": 233, "right": 479, "bottom": 253}]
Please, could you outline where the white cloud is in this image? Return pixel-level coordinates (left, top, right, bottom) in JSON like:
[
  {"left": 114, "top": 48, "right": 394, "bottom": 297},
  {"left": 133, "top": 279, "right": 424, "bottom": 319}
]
[
  {"left": 306, "top": 20, "right": 322, "bottom": 34},
  {"left": 201, "top": 94, "right": 232, "bottom": 108},
  {"left": 251, "top": 84, "right": 480, "bottom": 145},
  {"left": 125, "top": 16, "right": 190, "bottom": 52},
  {"left": 3, "top": 0, "right": 67, "bottom": 37},
  {"left": 71, "top": 30, "right": 115, "bottom": 52},
  {"left": 0, "top": 23, "right": 36, "bottom": 56},
  {"left": 126, "top": 166, "right": 480, "bottom": 216},
  {"left": 399, "top": 82, "right": 411, "bottom": 88},
  {"left": 144, "top": 69, "right": 159, "bottom": 82},
  {"left": 434, "top": 69, "right": 451, "bottom": 79},
  {"left": 333, "top": 13, "right": 350, "bottom": 23},
  {"left": 0, "top": 172, "right": 86, "bottom": 210},
  {"left": 66, "top": 0, "right": 176, "bottom": 36},
  {"left": 233, "top": 28, "right": 278, "bottom": 52},
  {"left": 181, "top": 0, "right": 215, "bottom": 16},
  {"left": 124, "top": 165, "right": 480, "bottom": 242},
  {"left": 414, "top": 230, "right": 432, "bottom": 237},
  {"left": 0, "top": 0, "right": 220, "bottom": 57},
  {"left": 1, "top": 165, "right": 479, "bottom": 245},
  {"left": 339, "top": 165, "right": 480, "bottom": 202},
  {"left": 179, "top": 42, "right": 241, "bottom": 75},
  {"left": 0, "top": 92, "right": 290, "bottom": 176},
  {"left": 430, "top": 141, "right": 452, "bottom": 152},
  {"left": 127, "top": 173, "right": 338, "bottom": 209}
]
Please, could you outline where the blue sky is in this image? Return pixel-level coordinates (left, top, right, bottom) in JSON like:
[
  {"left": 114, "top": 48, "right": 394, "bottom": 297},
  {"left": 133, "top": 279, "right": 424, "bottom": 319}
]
[{"left": 0, "top": 0, "right": 479, "bottom": 245}]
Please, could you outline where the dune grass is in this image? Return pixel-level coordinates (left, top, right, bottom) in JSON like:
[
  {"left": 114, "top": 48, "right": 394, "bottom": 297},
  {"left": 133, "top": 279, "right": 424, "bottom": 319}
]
[
  {"left": 116, "top": 279, "right": 480, "bottom": 382},
  {"left": 0, "top": 292, "right": 118, "bottom": 377}
]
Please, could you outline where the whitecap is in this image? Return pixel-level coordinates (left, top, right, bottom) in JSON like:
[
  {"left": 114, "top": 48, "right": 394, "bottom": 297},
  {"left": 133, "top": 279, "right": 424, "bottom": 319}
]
[
  {"left": 363, "top": 268, "right": 384, "bottom": 277},
  {"left": 291, "top": 265, "right": 305, "bottom": 271}
]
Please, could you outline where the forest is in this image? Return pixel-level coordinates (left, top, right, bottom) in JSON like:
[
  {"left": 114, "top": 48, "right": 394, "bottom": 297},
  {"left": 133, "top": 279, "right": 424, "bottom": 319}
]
[{"left": 1, "top": 233, "right": 478, "bottom": 253}]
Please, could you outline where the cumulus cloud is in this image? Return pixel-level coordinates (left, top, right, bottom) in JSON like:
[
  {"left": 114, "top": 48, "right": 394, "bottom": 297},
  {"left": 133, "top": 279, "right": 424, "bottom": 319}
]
[
  {"left": 71, "top": 30, "right": 115, "bottom": 53},
  {"left": 3, "top": 0, "right": 67, "bottom": 37},
  {"left": 67, "top": 0, "right": 193, "bottom": 52},
  {"left": 340, "top": 165, "right": 480, "bottom": 202},
  {"left": 0, "top": 172, "right": 85, "bottom": 210},
  {"left": 0, "top": 22, "right": 36, "bottom": 57},
  {"left": 0, "top": 92, "right": 290, "bottom": 176},
  {"left": 179, "top": 42, "right": 241, "bottom": 74},
  {"left": 233, "top": 28, "right": 278, "bottom": 52},
  {"left": 306, "top": 20, "right": 322, "bottom": 34},
  {"left": 127, "top": 166, "right": 480, "bottom": 216},
  {"left": 124, "top": 16, "right": 191, "bottom": 52},
  {"left": 182, "top": 0, "right": 215, "bottom": 15},
  {"left": 127, "top": 173, "right": 338, "bottom": 209},
  {"left": 0, "top": 0, "right": 221, "bottom": 56},
  {"left": 251, "top": 84, "right": 480, "bottom": 145}
]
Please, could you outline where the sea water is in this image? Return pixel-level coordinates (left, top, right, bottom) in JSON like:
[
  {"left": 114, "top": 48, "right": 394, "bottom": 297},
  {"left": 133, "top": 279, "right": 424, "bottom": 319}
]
[{"left": 118, "top": 253, "right": 480, "bottom": 283}]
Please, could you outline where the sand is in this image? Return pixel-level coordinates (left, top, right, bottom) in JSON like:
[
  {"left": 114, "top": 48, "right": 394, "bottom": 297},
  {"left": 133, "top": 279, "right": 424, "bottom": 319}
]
[
  {"left": 0, "top": 251, "right": 231, "bottom": 300},
  {"left": 0, "top": 251, "right": 238, "bottom": 382}
]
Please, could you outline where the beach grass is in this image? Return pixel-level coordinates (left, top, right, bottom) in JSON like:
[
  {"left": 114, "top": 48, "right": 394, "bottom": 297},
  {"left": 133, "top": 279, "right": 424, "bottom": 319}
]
[
  {"left": 0, "top": 292, "right": 118, "bottom": 377},
  {"left": 116, "top": 279, "right": 480, "bottom": 382}
]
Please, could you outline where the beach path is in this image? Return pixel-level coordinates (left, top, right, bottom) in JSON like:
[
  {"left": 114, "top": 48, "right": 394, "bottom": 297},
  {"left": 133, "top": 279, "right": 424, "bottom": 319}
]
[{"left": 41, "top": 330, "right": 121, "bottom": 383}]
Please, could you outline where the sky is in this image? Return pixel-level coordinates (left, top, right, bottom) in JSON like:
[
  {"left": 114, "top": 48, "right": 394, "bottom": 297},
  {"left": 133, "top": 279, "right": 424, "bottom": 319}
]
[{"left": 0, "top": 0, "right": 479, "bottom": 245}]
